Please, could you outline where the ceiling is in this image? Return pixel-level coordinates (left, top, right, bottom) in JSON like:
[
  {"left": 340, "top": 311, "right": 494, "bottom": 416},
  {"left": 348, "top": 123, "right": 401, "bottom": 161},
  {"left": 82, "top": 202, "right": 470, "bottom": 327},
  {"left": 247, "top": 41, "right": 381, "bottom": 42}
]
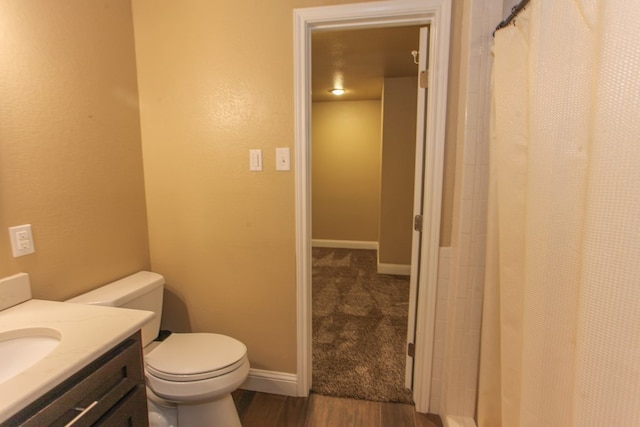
[{"left": 311, "top": 25, "right": 423, "bottom": 103}]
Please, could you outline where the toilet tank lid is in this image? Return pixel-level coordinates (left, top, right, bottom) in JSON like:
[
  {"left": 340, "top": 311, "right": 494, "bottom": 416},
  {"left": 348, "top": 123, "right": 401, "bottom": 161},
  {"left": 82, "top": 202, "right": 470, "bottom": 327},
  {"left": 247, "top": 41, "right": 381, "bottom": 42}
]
[{"left": 66, "top": 271, "right": 165, "bottom": 307}]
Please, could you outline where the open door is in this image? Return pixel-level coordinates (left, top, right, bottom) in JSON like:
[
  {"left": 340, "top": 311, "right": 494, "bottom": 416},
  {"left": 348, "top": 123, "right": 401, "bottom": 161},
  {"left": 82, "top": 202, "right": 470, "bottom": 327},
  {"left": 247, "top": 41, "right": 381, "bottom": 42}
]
[{"left": 405, "top": 26, "right": 429, "bottom": 390}]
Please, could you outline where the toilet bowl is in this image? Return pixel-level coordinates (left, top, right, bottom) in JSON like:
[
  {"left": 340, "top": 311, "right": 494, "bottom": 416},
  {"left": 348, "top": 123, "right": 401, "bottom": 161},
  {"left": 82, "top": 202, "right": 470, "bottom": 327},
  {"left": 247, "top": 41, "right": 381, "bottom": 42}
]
[{"left": 67, "top": 271, "right": 249, "bottom": 427}]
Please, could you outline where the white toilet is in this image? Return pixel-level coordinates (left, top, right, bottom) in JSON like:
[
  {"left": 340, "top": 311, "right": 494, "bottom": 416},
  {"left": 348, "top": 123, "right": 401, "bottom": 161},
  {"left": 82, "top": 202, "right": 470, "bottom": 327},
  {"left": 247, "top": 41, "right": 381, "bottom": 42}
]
[{"left": 67, "top": 271, "right": 249, "bottom": 427}]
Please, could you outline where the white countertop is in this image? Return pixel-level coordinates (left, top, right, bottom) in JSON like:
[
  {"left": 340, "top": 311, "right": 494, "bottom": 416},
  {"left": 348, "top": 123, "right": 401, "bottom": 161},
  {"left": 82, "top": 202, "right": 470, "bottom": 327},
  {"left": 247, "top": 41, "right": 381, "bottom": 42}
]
[{"left": 0, "top": 299, "right": 153, "bottom": 423}]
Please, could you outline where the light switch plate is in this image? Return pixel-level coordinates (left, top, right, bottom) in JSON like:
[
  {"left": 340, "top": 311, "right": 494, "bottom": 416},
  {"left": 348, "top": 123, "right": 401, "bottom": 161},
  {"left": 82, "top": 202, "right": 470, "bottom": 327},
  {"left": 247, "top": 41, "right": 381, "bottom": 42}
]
[
  {"left": 250, "top": 149, "right": 263, "bottom": 171},
  {"left": 276, "top": 147, "right": 291, "bottom": 171},
  {"left": 9, "top": 224, "right": 35, "bottom": 257}
]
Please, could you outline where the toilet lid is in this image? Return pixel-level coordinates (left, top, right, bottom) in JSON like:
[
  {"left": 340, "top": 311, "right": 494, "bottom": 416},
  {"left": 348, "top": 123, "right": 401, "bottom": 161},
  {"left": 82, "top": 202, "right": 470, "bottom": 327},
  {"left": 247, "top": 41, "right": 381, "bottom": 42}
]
[{"left": 145, "top": 333, "right": 247, "bottom": 381}]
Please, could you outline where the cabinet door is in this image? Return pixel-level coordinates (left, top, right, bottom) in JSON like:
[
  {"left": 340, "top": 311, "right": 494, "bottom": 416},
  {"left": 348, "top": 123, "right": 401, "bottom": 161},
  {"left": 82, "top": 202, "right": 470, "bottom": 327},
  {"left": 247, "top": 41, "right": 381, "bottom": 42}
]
[{"left": 5, "top": 332, "right": 148, "bottom": 427}]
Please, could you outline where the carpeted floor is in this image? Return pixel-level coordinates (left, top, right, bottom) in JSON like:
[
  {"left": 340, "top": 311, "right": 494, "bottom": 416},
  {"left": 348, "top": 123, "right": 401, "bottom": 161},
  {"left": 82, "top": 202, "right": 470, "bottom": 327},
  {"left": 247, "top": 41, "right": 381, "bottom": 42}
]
[{"left": 311, "top": 247, "right": 414, "bottom": 404}]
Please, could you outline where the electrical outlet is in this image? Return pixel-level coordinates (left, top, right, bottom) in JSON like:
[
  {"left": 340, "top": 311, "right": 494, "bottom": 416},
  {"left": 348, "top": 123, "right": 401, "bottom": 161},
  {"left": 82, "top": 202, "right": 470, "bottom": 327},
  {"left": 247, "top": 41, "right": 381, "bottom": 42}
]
[{"left": 9, "top": 224, "right": 35, "bottom": 257}]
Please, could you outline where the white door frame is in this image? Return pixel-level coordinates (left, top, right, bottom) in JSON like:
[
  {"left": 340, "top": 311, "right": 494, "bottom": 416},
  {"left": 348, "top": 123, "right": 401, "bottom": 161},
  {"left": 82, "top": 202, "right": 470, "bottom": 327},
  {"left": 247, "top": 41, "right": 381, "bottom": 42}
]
[{"left": 293, "top": 0, "right": 451, "bottom": 412}]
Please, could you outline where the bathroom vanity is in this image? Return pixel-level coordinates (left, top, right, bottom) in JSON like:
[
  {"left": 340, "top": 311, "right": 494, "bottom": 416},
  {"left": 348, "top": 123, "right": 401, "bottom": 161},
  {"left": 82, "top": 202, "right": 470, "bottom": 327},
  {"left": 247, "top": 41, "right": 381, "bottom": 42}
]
[
  {"left": 4, "top": 332, "right": 147, "bottom": 426},
  {"left": 0, "top": 273, "right": 154, "bottom": 426}
]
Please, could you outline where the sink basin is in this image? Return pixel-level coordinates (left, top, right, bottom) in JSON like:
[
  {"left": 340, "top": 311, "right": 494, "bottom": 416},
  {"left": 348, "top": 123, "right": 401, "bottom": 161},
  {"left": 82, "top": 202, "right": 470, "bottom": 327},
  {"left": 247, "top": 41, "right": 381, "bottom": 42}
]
[{"left": 0, "top": 328, "right": 61, "bottom": 384}]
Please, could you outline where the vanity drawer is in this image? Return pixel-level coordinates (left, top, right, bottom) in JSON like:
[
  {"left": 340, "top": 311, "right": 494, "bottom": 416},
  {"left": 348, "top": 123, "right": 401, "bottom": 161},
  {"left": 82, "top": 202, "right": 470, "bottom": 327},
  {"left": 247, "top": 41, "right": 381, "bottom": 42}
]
[
  {"left": 4, "top": 331, "right": 148, "bottom": 427},
  {"left": 93, "top": 386, "right": 147, "bottom": 427}
]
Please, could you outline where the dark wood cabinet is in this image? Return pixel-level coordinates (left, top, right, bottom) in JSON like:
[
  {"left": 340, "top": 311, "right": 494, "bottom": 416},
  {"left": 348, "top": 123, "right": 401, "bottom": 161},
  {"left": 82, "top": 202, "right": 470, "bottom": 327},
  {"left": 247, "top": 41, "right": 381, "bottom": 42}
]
[{"left": 4, "top": 331, "right": 148, "bottom": 427}]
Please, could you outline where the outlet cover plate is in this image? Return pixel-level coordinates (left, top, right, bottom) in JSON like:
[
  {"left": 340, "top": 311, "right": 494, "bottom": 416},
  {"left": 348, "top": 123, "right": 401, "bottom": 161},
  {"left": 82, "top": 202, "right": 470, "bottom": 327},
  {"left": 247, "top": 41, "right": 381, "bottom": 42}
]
[{"left": 9, "top": 224, "right": 35, "bottom": 257}]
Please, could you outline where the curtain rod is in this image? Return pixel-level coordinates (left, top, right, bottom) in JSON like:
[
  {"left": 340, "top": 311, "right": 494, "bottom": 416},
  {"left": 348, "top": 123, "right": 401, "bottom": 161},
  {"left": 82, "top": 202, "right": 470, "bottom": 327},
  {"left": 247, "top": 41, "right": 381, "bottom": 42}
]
[{"left": 493, "top": 0, "right": 531, "bottom": 36}]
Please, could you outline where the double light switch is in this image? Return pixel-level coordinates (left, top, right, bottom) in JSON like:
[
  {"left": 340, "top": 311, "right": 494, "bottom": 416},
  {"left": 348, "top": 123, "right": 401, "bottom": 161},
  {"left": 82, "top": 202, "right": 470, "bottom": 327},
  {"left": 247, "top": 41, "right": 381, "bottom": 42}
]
[{"left": 250, "top": 148, "right": 290, "bottom": 171}]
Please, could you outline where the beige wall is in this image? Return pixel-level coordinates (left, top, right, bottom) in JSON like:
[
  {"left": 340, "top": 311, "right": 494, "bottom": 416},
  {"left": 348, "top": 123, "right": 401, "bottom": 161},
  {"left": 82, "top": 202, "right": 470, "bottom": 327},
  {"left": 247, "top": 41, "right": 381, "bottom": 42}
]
[
  {"left": 132, "top": 0, "right": 463, "bottom": 374},
  {"left": 0, "top": 0, "right": 465, "bottom": 378},
  {"left": 0, "top": 0, "right": 467, "bottom": 386},
  {"left": 133, "top": 0, "right": 310, "bottom": 373},
  {"left": 0, "top": 0, "right": 150, "bottom": 301},
  {"left": 378, "top": 77, "right": 418, "bottom": 266},
  {"left": 312, "top": 101, "right": 382, "bottom": 243}
]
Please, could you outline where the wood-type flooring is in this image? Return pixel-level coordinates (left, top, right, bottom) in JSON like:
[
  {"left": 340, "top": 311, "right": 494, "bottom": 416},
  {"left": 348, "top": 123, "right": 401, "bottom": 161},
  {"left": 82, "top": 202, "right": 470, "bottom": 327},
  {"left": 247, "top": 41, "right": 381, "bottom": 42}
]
[{"left": 232, "top": 389, "right": 443, "bottom": 427}]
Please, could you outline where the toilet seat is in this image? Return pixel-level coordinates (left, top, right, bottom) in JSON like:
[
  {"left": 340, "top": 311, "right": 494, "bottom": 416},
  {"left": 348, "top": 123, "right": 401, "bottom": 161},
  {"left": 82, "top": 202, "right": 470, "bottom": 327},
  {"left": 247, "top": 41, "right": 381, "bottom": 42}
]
[{"left": 145, "top": 333, "right": 247, "bottom": 382}]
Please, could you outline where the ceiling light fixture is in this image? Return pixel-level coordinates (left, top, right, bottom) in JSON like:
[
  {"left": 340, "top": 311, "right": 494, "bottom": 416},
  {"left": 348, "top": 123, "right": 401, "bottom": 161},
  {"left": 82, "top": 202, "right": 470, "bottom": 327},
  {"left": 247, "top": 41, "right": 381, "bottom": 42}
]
[{"left": 330, "top": 88, "right": 345, "bottom": 96}]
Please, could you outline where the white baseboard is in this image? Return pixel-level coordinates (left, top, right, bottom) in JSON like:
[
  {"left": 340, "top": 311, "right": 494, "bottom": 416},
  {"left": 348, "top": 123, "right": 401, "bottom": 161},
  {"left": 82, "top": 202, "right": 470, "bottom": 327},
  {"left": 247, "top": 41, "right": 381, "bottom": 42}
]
[
  {"left": 377, "top": 263, "right": 411, "bottom": 276},
  {"left": 443, "top": 415, "right": 477, "bottom": 427},
  {"left": 312, "top": 239, "right": 378, "bottom": 250},
  {"left": 240, "top": 368, "right": 299, "bottom": 397}
]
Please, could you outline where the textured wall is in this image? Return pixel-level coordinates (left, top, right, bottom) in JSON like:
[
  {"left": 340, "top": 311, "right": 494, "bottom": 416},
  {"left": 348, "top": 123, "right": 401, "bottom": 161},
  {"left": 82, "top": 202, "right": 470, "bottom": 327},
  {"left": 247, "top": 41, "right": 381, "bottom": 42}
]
[
  {"left": 0, "top": 0, "right": 150, "bottom": 300},
  {"left": 131, "top": 0, "right": 329, "bottom": 373},
  {"left": 0, "top": 0, "right": 467, "bottom": 383},
  {"left": 0, "top": 0, "right": 464, "bottom": 380},
  {"left": 312, "top": 100, "right": 382, "bottom": 243},
  {"left": 132, "top": 0, "right": 462, "bottom": 375}
]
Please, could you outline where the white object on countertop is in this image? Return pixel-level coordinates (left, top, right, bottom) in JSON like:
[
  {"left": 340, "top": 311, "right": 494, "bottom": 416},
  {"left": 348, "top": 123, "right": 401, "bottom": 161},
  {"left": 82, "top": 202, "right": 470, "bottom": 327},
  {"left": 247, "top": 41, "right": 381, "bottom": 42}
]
[{"left": 0, "top": 273, "right": 31, "bottom": 311}]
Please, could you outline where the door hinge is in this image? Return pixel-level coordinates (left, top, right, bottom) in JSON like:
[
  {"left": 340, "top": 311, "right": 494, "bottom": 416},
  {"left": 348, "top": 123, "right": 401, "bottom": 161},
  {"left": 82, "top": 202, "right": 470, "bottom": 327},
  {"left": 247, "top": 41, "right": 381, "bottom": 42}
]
[
  {"left": 419, "top": 70, "right": 428, "bottom": 88},
  {"left": 414, "top": 214, "right": 423, "bottom": 232},
  {"left": 407, "top": 342, "right": 415, "bottom": 358}
]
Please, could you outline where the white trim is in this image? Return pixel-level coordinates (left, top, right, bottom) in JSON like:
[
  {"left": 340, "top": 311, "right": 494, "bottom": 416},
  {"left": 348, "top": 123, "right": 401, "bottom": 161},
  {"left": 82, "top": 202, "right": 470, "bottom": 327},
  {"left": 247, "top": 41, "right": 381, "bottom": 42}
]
[
  {"left": 312, "top": 239, "right": 378, "bottom": 250},
  {"left": 313, "top": 240, "right": 410, "bottom": 274},
  {"left": 293, "top": 7, "right": 312, "bottom": 397},
  {"left": 240, "top": 369, "right": 298, "bottom": 397},
  {"left": 411, "top": 0, "right": 450, "bottom": 414},
  {"left": 377, "top": 263, "right": 411, "bottom": 276},
  {"left": 443, "top": 416, "right": 477, "bottom": 427},
  {"left": 294, "top": 0, "right": 451, "bottom": 409}
]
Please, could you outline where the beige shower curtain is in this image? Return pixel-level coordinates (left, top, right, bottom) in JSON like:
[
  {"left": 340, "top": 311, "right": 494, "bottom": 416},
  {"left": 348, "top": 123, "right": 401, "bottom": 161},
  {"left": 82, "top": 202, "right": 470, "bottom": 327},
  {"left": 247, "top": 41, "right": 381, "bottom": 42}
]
[{"left": 478, "top": 1, "right": 640, "bottom": 426}]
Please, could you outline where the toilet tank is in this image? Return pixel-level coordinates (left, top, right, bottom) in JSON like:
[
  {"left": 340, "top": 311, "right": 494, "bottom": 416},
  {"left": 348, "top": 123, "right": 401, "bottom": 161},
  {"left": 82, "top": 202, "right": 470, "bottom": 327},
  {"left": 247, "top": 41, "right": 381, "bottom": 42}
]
[{"left": 66, "top": 271, "right": 165, "bottom": 346}]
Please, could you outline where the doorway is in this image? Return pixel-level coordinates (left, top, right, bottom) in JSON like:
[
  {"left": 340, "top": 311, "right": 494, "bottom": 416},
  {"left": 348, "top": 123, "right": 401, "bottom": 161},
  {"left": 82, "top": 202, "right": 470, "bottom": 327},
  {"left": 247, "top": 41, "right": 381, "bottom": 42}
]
[
  {"left": 310, "top": 25, "right": 421, "bottom": 403},
  {"left": 294, "top": 0, "right": 452, "bottom": 412}
]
